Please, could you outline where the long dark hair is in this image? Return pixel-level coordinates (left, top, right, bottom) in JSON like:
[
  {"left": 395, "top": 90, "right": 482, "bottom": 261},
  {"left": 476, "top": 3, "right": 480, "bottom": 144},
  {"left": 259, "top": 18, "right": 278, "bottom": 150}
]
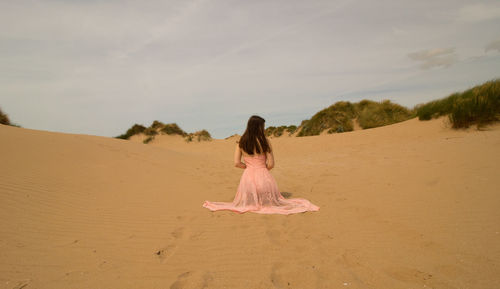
[{"left": 239, "top": 115, "right": 271, "bottom": 155}]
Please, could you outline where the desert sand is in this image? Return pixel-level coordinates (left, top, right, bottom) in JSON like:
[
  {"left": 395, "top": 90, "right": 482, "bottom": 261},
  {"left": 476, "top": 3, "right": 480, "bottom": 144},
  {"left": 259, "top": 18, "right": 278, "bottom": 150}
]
[{"left": 1, "top": 117, "right": 499, "bottom": 289}]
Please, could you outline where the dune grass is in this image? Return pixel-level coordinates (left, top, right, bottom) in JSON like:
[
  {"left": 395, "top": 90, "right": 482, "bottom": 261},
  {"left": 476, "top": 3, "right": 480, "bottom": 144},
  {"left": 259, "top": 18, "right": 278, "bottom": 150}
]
[
  {"left": 297, "top": 100, "right": 414, "bottom": 136},
  {"left": 185, "top": 129, "right": 212, "bottom": 142},
  {"left": 416, "top": 79, "right": 500, "bottom": 128},
  {"left": 357, "top": 100, "right": 415, "bottom": 129},
  {"left": 265, "top": 125, "right": 298, "bottom": 137},
  {"left": 116, "top": 121, "right": 210, "bottom": 143},
  {"left": 144, "top": 127, "right": 158, "bottom": 136},
  {"left": 116, "top": 124, "right": 147, "bottom": 139},
  {"left": 116, "top": 121, "right": 188, "bottom": 140},
  {"left": 160, "top": 123, "right": 187, "bottom": 136},
  {"left": 298, "top": 101, "right": 357, "bottom": 136},
  {"left": 0, "top": 107, "right": 10, "bottom": 125},
  {"left": 286, "top": 125, "right": 298, "bottom": 135},
  {"left": 414, "top": 93, "right": 459, "bottom": 121},
  {"left": 116, "top": 79, "right": 499, "bottom": 141}
]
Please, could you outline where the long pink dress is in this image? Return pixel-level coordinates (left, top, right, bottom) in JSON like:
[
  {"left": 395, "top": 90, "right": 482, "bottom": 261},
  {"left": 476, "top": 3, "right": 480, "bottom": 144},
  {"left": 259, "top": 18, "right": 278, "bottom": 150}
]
[{"left": 202, "top": 154, "right": 320, "bottom": 215}]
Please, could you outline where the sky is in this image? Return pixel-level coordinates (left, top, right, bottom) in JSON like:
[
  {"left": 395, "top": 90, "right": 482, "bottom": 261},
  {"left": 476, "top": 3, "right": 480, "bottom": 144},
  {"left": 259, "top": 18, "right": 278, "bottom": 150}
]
[{"left": 1, "top": 0, "right": 499, "bottom": 139}]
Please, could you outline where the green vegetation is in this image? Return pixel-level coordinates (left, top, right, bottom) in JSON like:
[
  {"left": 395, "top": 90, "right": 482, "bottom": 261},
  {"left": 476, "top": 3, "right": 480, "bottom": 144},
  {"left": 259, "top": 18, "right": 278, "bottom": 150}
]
[
  {"left": 416, "top": 79, "right": 500, "bottom": 128},
  {"left": 151, "top": 120, "right": 165, "bottom": 130},
  {"left": 116, "top": 120, "right": 210, "bottom": 143},
  {"left": 144, "top": 127, "right": 158, "bottom": 136},
  {"left": 0, "top": 107, "right": 10, "bottom": 125},
  {"left": 116, "top": 124, "right": 147, "bottom": 139},
  {"left": 297, "top": 101, "right": 356, "bottom": 136},
  {"left": 117, "top": 79, "right": 500, "bottom": 141},
  {"left": 297, "top": 100, "right": 413, "bottom": 136},
  {"left": 265, "top": 125, "right": 298, "bottom": 137},
  {"left": 185, "top": 129, "right": 212, "bottom": 142},
  {"left": 286, "top": 125, "right": 298, "bottom": 134},
  {"left": 160, "top": 123, "right": 187, "bottom": 136},
  {"left": 415, "top": 93, "right": 460, "bottom": 120},
  {"left": 357, "top": 100, "right": 415, "bottom": 129}
]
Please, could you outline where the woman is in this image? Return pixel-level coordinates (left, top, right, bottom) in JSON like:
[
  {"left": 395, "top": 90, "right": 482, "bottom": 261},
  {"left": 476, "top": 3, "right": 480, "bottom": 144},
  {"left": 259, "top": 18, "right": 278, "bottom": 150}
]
[{"left": 202, "top": 115, "right": 320, "bottom": 215}]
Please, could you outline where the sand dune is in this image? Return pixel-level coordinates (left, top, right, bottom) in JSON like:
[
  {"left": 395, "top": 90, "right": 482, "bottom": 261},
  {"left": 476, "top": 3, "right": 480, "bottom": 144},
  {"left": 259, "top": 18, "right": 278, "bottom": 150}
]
[{"left": 1, "top": 117, "right": 499, "bottom": 288}]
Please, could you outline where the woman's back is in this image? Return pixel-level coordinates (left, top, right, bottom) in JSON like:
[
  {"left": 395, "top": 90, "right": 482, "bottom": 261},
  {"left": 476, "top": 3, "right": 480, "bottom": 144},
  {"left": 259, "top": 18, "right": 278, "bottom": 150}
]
[
  {"left": 242, "top": 153, "right": 267, "bottom": 169},
  {"left": 202, "top": 115, "right": 320, "bottom": 215}
]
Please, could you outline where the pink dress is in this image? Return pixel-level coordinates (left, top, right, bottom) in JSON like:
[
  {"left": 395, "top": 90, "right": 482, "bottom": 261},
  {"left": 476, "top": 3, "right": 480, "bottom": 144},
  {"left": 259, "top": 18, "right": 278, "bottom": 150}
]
[{"left": 202, "top": 154, "right": 320, "bottom": 215}]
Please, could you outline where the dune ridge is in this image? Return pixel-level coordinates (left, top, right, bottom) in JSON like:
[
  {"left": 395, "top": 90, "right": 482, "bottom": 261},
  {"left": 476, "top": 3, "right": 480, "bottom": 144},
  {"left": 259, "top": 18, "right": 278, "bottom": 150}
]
[{"left": 1, "top": 117, "right": 499, "bottom": 288}]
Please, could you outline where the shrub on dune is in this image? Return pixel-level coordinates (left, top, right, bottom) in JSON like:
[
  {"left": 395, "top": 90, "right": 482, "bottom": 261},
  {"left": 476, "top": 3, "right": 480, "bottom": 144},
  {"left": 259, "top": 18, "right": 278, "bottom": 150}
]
[
  {"left": 274, "top": 126, "right": 287, "bottom": 137},
  {"left": 151, "top": 120, "right": 165, "bottom": 130},
  {"left": 296, "top": 100, "right": 412, "bottom": 136},
  {"left": 160, "top": 123, "right": 187, "bottom": 136},
  {"left": 416, "top": 79, "right": 500, "bottom": 128},
  {"left": 416, "top": 93, "right": 460, "bottom": 120},
  {"left": 186, "top": 129, "right": 212, "bottom": 142},
  {"left": 449, "top": 80, "right": 500, "bottom": 128},
  {"left": 116, "top": 124, "right": 146, "bottom": 139},
  {"left": 265, "top": 126, "right": 276, "bottom": 136},
  {"left": 286, "top": 125, "right": 297, "bottom": 135},
  {"left": 116, "top": 121, "right": 193, "bottom": 142},
  {"left": 297, "top": 101, "right": 356, "bottom": 136},
  {"left": 0, "top": 107, "right": 10, "bottom": 125},
  {"left": 265, "top": 125, "right": 298, "bottom": 137},
  {"left": 144, "top": 127, "right": 158, "bottom": 136},
  {"left": 357, "top": 100, "right": 414, "bottom": 129}
]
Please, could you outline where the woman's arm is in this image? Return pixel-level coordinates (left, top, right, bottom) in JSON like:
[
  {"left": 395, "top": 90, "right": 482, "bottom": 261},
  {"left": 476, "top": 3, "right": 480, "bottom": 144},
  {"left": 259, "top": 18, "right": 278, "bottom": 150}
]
[
  {"left": 266, "top": 138, "right": 275, "bottom": 170},
  {"left": 234, "top": 143, "right": 247, "bottom": 169}
]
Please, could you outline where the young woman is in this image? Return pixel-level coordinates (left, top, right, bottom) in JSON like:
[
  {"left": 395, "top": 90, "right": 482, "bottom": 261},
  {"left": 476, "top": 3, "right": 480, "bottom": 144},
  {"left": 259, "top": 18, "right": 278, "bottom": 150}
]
[{"left": 202, "top": 115, "right": 320, "bottom": 215}]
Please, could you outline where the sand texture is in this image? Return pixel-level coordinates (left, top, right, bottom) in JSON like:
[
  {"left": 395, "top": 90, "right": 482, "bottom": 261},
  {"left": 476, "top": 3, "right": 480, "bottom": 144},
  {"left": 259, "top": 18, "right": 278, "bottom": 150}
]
[{"left": 1, "top": 117, "right": 499, "bottom": 288}]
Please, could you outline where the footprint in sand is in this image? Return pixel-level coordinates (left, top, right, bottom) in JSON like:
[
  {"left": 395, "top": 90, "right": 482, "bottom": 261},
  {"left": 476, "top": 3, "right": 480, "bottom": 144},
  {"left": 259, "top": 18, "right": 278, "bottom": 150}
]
[
  {"left": 155, "top": 226, "right": 185, "bottom": 263},
  {"left": 155, "top": 214, "right": 206, "bottom": 262},
  {"left": 171, "top": 227, "right": 185, "bottom": 239},
  {"left": 11, "top": 280, "right": 30, "bottom": 289},
  {"left": 156, "top": 223, "right": 204, "bottom": 262},
  {"left": 336, "top": 249, "right": 376, "bottom": 286},
  {"left": 188, "top": 231, "right": 205, "bottom": 241},
  {"left": 169, "top": 271, "right": 213, "bottom": 289},
  {"left": 384, "top": 267, "right": 434, "bottom": 286},
  {"left": 155, "top": 244, "right": 178, "bottom": 263},
  {"left": 270, "top": 262, "right": 288, "bottom": 289},
  {"left": 270, "top": 262, "right": 323, "bottom": 289}
]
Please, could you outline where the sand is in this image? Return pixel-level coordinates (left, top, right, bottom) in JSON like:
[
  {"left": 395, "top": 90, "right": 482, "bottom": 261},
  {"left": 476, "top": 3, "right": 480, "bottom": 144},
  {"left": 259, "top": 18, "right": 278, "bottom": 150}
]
[{"left": 1, "top": 117, "right": 499, "bottom": 289}]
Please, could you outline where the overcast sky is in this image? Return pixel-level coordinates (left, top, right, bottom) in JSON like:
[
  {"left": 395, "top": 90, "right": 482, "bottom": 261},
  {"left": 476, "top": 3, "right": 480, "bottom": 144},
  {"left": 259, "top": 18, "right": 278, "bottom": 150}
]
[{"left": 1, "top": 0, "right": 499, "bottom": 138}]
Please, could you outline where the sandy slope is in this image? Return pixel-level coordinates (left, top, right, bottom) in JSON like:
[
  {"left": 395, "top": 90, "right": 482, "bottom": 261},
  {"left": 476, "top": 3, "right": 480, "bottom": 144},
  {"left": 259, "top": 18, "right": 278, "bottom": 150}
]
[{"left": 1, "top": 117, "right": 499, "bottom": 289}]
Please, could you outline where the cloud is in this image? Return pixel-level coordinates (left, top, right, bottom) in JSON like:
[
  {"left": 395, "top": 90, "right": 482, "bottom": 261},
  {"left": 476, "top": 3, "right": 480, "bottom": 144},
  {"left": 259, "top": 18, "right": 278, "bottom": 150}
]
[
  {"left": 457, "top": 3, "right": 500, "bottom": 22},
  {"left": 485, "top": 39, "right": 500, "bottom": 53},
  {"left": 1, "top": 0, "right": 500, "bottom": 138},
  {"left": 408, "top": 48, "right": 458, "bottom": 69}
]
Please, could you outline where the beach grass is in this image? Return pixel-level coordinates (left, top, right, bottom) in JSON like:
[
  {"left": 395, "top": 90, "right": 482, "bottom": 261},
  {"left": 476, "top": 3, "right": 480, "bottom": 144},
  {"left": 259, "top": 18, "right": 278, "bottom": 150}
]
[
  {"left": 116, "top": 121, "right": 192, "bottom": 141},
  {"left": 187, "top": 129, "right": 212, "bottom": 142},
  {"left": 357, "top": 100, "right": 415, "bottom": 129},
  {"left": 160, "top": 123, "right": 187, "bottom": 136},
  {"left": 297, "top": 100, "right": 413, "bottom": 136},
  {"left": 416, "top": 79, "right": 500, "bottom": 128},
  {"left": 116, "top": 124, "right": 147, "bottom": 140},
  {"left": 0, "top": 107, "right": 10, "bottom": 125}
]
